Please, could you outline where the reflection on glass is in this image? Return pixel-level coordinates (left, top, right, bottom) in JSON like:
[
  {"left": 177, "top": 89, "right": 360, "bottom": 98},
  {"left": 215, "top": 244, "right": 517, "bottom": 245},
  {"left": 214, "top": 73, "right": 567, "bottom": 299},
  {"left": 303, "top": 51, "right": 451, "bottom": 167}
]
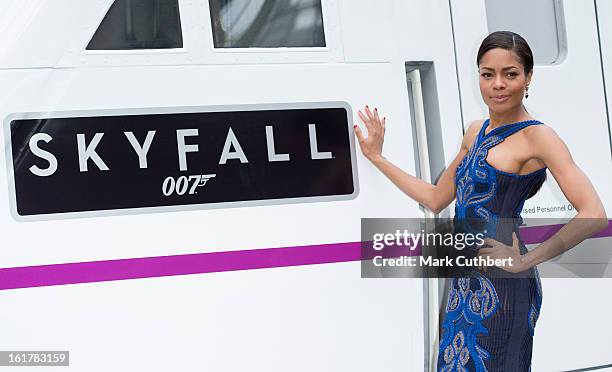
[
  {"left": 209, "top": 0, "right": 326, "bottom": 48},
  {"left": 485, "top": 0, "right": 565, "bottom": 64},
  {"left": 87, "top": 0, "right": 183, "bottom": 50}
]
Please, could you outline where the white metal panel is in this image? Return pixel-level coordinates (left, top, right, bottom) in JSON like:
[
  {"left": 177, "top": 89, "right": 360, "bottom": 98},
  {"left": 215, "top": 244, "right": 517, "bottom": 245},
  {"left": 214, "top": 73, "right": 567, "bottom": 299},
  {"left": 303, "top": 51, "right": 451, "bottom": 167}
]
[
  {"left": 0, "top": 264, "right": 424, "bottom": 372},
  {"left": 0, "top": 0, "right": 85, "bottom": 68},
  {"left": 391, "top": 0, "right": 465, "bottom": 174},
  {"left": 0, "top": 63, "right": 420, "bottom": 262},
  {"left": 337, "top": 0, "right": 394, "bottom": 62},
  {"left": 0, "top": 27, "right": 424, "bottom": 371}
]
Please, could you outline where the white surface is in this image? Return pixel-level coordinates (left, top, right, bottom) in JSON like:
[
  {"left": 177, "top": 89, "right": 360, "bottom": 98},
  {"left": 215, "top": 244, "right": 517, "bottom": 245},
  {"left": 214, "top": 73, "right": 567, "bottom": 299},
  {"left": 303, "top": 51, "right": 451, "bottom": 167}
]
[
  {"left": 0, "top": 2, "right": 426, "bottom": 371},
  {"left": 0, "top": 0, "right": 610, "bottom": 371},
  {"left": 0, "top": 263, "right": 424, "bottom": 372},
  {"left": 0, "top": 62, "right": 419, "bottom": 267}
]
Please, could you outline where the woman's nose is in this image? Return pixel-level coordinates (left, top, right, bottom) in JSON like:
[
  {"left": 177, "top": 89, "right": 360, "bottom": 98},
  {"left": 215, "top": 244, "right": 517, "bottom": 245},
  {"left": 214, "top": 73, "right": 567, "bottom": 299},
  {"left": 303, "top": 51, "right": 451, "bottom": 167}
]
[{"left": 493, "top": 75, "right": 506, "bottom": 89}]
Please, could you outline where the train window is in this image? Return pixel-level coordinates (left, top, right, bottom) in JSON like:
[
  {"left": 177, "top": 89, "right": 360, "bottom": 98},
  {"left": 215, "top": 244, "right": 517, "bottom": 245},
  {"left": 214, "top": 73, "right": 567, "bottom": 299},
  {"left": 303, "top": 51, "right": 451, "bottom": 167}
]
[
  {"left": 208, "top": 0, "right": 326, "bottom": 48},
  {"left": 485, "top": 0, "right": 566, "bottom": 64},
  {"left": 87, "top": 0, "right": 183, "bottom": 50}
]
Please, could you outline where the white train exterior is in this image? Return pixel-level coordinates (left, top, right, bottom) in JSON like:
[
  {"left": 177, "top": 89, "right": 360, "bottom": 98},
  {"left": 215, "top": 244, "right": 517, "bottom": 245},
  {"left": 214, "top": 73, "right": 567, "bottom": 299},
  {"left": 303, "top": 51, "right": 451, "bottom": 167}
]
[{"left": 0, "top": 0, "right": 611, "bottom": 371}]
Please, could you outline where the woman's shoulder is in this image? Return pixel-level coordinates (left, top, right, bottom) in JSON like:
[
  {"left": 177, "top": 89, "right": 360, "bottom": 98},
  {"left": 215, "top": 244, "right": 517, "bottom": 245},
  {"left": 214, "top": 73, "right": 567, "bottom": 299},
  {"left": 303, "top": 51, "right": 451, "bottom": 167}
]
[
  {"left": 467, "top": 118, "right": 487, "bottom": 132},
  {"left": 524, "top": 120, "right": 559, "bottom": 142},
  {"left": 461, "top": 119, "right": 487, "bottom": 149},
  {"left": 523, "top": 121, "right": 570, "bottom": 160},
  {"left": 522, "top": 121, "right": 575, "bottom": 168}
]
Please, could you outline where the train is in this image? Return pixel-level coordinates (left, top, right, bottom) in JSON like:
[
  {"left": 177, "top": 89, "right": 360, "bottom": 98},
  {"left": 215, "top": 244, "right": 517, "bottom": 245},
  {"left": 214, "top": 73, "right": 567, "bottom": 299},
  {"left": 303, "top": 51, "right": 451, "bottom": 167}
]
[{"left": 1, "top": 0, "right": 611, "bottom": 370}]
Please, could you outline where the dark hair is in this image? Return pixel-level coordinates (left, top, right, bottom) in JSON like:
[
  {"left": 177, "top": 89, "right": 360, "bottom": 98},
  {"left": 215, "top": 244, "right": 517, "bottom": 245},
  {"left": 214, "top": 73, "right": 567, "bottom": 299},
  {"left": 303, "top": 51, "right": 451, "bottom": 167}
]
[
  {"left": 476, "top": 31, "right": 534, "bottom": 75},
  {"left": 477, "top": 31, "right": 544, "bottom": 198}
]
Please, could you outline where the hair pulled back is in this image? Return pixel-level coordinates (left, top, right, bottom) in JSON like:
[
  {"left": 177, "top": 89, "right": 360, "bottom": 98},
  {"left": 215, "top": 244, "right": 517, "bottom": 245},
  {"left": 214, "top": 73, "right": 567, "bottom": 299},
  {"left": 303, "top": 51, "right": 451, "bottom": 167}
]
[{"left": 477, "top": 31, "right": 534, "bottom": 75}]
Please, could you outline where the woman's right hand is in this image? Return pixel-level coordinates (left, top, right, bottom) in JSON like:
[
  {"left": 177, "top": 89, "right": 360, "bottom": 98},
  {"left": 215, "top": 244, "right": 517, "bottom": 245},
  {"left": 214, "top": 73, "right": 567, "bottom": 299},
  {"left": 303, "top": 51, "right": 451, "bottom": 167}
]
[{"left": 354, "top": 105, "right": 386, "bottom": 162}]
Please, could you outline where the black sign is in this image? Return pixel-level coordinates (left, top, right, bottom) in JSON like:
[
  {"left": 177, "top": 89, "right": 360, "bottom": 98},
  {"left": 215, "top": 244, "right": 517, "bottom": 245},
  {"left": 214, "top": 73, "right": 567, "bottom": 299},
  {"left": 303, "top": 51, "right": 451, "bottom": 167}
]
[{"left": 8, "top": 105, "right": 357, "bottom": 217}]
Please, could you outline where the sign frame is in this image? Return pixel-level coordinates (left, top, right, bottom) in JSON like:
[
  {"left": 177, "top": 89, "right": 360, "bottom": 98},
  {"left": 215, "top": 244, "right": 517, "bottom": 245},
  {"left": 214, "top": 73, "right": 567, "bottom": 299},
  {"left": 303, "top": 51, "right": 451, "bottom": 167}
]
[{"left": 3, "top": 101, "right": 359, "bottom": 222}]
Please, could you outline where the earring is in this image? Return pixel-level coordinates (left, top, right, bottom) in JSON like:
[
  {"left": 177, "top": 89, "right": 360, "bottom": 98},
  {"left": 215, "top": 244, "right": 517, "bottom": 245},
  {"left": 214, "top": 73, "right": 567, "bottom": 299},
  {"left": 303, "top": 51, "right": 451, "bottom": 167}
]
[{"left": 525, "top": 86, "right": 530, "bottom": 99}]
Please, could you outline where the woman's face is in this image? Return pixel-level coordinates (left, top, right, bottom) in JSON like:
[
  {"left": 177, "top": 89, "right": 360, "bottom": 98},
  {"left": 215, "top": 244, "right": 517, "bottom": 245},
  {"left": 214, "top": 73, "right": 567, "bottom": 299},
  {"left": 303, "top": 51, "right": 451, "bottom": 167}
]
[{"left": 478, "top": 47, "right": 532, "bottom": 113}]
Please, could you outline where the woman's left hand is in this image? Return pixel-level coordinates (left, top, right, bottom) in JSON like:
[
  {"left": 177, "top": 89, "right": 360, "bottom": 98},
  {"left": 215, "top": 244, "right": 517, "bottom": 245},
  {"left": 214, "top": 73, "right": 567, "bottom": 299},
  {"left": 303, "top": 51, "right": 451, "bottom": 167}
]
[{"left": 478, "top": 232, "right": 527, "bottom": 273}]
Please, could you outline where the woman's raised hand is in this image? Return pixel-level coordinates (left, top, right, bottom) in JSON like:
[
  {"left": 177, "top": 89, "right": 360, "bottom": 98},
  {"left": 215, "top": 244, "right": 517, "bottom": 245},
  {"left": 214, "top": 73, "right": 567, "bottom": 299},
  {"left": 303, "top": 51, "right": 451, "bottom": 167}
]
[{"left": 354, "top": 105, "right": 386, "bottom": 161}]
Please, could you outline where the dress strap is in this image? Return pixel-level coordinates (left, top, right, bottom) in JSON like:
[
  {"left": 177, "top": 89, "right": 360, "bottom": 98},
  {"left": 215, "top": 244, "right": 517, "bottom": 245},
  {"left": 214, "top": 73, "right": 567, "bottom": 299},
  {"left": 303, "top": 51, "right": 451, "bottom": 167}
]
[
  {"left": 482, "top": 119, "right": 543, "bottom": 140},
  {"left": 477, "top": 119, "right": 491, "bottom": 140}
]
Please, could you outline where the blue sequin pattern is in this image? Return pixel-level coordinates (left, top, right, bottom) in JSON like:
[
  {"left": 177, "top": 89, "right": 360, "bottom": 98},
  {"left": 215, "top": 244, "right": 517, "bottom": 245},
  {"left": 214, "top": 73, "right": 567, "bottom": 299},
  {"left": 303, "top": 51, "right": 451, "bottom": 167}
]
[
  {"left": 438, "top": 119, "right": 546, "bottom": 371},
  {"left": 440, "top": 273, "right": 500, "bottom": 372}
]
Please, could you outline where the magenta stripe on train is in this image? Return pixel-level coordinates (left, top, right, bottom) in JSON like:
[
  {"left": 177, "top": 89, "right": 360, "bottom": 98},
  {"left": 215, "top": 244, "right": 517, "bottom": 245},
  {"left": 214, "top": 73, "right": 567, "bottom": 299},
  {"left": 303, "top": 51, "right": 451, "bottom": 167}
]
[{"left": 1, "top": 221, "right": 611, "bottom": 290}]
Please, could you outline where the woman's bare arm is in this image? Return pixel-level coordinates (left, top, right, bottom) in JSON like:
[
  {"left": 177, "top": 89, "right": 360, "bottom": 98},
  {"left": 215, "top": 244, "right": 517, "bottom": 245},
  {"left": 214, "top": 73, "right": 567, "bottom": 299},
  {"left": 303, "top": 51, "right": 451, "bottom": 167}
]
[
  {"left": 427, "top": 122, "right": 482, "bottom": 212},
  {"left": 516, "top": 125, "right": 608, "bottom": 269},
  {"left": 479, "top": 125, "right": 608, "bottom": 272},
  {"left": 353, "top": 105, "right": 482, "bottom": 213}
]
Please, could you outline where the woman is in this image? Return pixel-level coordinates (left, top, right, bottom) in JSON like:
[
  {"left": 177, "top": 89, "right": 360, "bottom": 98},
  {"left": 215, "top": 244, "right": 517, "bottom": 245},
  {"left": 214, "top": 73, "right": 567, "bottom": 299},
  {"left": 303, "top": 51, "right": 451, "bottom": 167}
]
[{"left": 354, "top": 31, "right": 607, "bottom": 371}]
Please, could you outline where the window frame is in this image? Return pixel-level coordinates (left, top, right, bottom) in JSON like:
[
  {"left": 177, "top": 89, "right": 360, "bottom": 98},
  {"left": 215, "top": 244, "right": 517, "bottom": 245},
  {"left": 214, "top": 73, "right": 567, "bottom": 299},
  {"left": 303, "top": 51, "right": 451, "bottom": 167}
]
[
  {"left": 81, "top": 0, "right": 188, "bottom": 56},
  {"left": 205, "top": 0, "right": 329, "bottom": 51},
  {"left": 484, "top": 0, "right": 568, "bottom": 65},
  {"left": 67, "top": 0, "right": 341, "bottom": 67},
  {"left": 201, "top": 0, "right": 344, "bottom": 65}
]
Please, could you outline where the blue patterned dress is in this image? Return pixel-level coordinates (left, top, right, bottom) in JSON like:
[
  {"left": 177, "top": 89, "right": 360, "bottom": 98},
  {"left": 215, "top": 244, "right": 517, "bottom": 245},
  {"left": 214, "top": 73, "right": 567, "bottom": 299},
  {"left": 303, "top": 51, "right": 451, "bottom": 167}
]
[{"left": 437, "top": 119, "right": 546, "bottom": 371}]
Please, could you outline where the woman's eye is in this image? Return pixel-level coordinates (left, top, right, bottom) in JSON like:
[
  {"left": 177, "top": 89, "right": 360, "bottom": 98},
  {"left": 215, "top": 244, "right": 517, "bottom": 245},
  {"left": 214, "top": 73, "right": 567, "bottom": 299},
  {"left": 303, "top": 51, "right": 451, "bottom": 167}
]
[
  {"left": 506, "top": 72, "right": 518, "bottom": 78},
  {"left": 481, "top": 73, "right": 492, "bottom": 78}
]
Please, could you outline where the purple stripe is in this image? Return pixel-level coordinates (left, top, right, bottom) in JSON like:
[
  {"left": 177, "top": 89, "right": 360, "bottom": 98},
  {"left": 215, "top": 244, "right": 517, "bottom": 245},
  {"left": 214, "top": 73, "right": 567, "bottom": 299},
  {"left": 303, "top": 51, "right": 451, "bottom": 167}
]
[
  {"left": 1, "top": 221, "right": 611, "bottom": 290},
  {"left": 521, "top": 221, "right": 612, "bottom": 244},
  {"left": 0, "top": 242, "right": 360, "bottom": 290}
]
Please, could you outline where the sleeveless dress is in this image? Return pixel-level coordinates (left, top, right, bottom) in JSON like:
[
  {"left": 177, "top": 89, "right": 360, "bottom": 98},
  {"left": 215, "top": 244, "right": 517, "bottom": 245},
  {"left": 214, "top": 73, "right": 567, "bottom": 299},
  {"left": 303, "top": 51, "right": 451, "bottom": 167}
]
[{"left": 437, "top": 119, "right": 546, "bottom": 372}]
